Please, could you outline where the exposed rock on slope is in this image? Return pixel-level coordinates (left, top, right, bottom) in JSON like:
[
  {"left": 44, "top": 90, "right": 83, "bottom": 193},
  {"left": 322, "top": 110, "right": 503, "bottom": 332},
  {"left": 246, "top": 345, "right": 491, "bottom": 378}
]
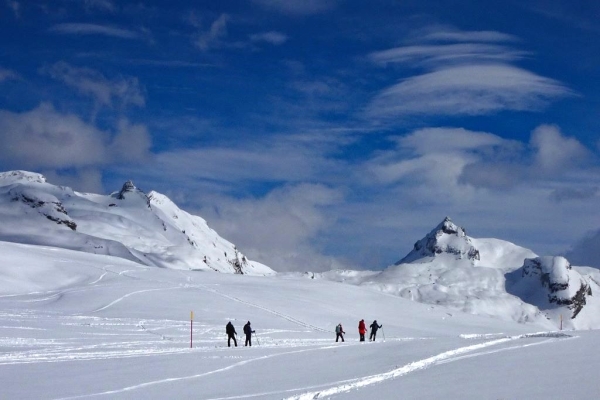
[{"left": 506, "top": 256, "right": 598, "bottom": 322}]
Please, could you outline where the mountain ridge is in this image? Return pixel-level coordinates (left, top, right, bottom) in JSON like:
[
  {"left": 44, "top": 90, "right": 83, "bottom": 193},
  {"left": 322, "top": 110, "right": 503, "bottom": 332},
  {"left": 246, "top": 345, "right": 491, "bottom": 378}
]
[{"left": 0, "top": 170, "right": 274, "bottom": 275}]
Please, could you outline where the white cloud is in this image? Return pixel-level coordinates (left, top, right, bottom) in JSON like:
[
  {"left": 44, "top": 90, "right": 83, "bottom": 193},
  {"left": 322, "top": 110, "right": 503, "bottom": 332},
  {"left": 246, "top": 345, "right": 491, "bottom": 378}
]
[
  {"left": 531, "top": 124, "right": 590, "bottom": 172},
  {"left": 367, "top": 28, "right": 573, "bottom": 119},
  {"left": 49, "top": 23, "right": 140, "bottom": 39},
  {"left": 420, "top": 29, "right": 518, "bottom": 43},
  {"left": 249, "top": 31, "right": 288, "bottom": 45},
  {"left": 395, "top": 127, "right": 507, "bottom": 155},
  {"left": 362, "top": 127, "right": 513, "bottom": 196},
  {"left": 367, "top": 64, "right": 571, "bottom": 117},
  {"left": 110, "top": 119, "right": 152, "bottom": 163},
  {"left": 42, "top": 61, "right": 145, "bottom": 109},
  {"left": 151, "top": 133, "right": 345, "bottom": 185},
  {"left": 0, "top": 103, "right": 108, "bottom": 169},
  {"left": 252, "top": 0, "right": 338, "bottom": 15},
  {"left": 195, "top": 14, "right": 229, "bottom": 51},
  {"left": 197, "top": 183, "right": 346, "bottom": 272},
  {"left": 0, "top": 103, "right": 152, "bottom": 170},
  {"left": 369, "top": 43, "right": 528, "bottom": 67}
]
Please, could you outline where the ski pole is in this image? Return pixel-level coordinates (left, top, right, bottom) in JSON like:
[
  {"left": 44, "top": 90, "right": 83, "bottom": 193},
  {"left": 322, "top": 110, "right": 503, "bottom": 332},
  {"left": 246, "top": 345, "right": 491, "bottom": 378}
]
[
  {"left": 382, "top": 327, "right": 385, "bottom": 342},
  {"left": 254, "top": 331, "right": 260, "bottom": 346}
]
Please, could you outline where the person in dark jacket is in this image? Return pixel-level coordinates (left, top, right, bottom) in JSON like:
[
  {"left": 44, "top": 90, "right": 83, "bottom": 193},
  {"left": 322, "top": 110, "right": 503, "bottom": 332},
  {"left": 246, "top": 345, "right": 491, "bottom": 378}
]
[
  {"left": 226, "top": 321, "right": 237, "bottom": 347},
  {"left": 335, "top": 323, "right": 345, "bottom": 342},
  {"left": 243, "top": 321, "right": 255, "bottom": 346},
  {"left": 358, "top": 319, "right": 367, "bottom": 342},
  {"left": 369, "top": 320, "right": 382, "bottom": 341}
]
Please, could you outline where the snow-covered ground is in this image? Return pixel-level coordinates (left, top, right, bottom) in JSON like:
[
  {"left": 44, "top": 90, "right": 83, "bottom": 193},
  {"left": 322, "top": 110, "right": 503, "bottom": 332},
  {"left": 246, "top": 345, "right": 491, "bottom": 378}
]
[{"left": 1, "top": 241, "right": 599, "bottom": 399}]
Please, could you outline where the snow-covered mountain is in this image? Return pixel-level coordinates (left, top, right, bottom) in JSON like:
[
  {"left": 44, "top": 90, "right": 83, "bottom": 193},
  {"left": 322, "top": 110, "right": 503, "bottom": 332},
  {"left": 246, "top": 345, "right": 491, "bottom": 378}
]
[
  {"left": 0, "top": 170, "right": 274, "bottom": 275},
  {"left": 312, "top": 217, "right": 600, "bottom": 329}
]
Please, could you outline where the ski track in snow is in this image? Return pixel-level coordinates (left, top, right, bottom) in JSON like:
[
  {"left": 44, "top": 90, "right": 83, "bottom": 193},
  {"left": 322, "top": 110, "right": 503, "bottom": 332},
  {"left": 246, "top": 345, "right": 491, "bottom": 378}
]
[
  {"left": 188, "top": 280, "right": 331, "bottom": 333},
  {"left": 45, "top": 331, "right": 572, "bottom": 400},
  {"left": 92, "top": 287, "right": 182, "bottom": 313},
  {"left": 285, "top": 332, "right": 573, "bottom": 399},
  {"left": 51, "top": 343, "right": 355, "bottom": 400}
]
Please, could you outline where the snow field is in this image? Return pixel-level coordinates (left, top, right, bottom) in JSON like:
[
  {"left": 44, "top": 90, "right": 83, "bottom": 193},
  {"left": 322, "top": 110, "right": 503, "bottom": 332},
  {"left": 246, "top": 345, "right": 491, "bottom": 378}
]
[{"left": 1, "top": 241, "right": 599, "bottom": 399}]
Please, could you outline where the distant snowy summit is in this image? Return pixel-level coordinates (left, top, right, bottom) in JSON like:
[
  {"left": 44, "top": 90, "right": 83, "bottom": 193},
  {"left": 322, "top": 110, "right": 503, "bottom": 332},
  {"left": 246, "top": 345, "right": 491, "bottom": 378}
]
[
  {"left": 310, "top": 216, "right": 600, "bottom": 329},
  {"left": 0, "top": 170, "right": 274, "bottom": 275},
  {"left": 377, "top": 217, "right": 600, "bottom": 329},
  {"left": 397, "top": 216, "right": 480, "bottom": 264}
]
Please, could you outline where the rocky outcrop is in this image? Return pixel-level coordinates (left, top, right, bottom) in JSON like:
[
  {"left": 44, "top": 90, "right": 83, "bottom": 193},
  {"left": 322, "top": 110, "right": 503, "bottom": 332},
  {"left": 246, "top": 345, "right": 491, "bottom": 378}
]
[
  {"left": 113, "top": 180, "right": 151, "bottom": 208},
  {"left": 508, "top": 256, "right": 592, "bottom": 319},
  {"left": 10, "top": 189, "right": 77, "bottom": 231}
]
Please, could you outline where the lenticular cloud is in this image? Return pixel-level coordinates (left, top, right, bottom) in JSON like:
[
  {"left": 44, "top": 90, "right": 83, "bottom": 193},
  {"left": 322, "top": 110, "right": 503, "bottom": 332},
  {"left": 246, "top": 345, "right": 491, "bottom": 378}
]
[{"left": 366, "top": 28, "right": 573, "bottom": 119}]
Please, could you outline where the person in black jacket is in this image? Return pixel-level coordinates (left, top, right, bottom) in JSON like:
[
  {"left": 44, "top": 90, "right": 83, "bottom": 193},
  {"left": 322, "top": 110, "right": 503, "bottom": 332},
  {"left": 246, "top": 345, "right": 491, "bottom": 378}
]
[
  {"left": 243, "top": 321, "right": 255, "bottom": 346},
  {"left": 369, "top": 320, "right": 382, "bottom": 341},
  {"left": 226, "top": 321, "right": 237, "bottom": 347}
]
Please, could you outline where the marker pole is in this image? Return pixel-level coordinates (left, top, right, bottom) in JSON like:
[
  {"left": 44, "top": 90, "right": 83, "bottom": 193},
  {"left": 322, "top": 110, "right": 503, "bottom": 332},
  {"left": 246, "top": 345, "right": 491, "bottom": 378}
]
[{"left": 190, "top": 311, "right": 194, "bottom": 348}]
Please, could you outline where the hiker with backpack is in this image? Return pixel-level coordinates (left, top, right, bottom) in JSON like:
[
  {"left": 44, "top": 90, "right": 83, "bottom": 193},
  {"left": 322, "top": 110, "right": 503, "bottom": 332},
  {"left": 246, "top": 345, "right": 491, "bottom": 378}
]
[
  {"left": 335, "top": 323, "right": 345, "bottom": 342},
  {"left": 369, "top": 320, "right": 382, "bottom": 341},
  {"left": 358, "top": 319, "right": 366, "bottom": 342},
  {"left": 226, "top": 321, "right": 237, "bottom": 347},
  {"left": 243, "top": 321, "right": 255, "bottom": 347}
]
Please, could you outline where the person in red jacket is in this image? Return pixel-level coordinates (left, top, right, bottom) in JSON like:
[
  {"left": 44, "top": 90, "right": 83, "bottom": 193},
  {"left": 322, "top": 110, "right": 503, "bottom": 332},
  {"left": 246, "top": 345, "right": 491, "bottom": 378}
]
[{"left": 358, "top": 319, "right": 367, "bottom": 342}]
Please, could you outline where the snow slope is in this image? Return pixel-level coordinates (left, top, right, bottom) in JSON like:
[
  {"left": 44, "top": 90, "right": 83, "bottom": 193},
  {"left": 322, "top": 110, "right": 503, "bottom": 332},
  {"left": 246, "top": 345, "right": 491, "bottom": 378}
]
[
  {"left": 1, "top": 240, "right": 599, "bottom": 399},
  {"left": 0, "top": 170, "right": 273, "bottom": 275}
]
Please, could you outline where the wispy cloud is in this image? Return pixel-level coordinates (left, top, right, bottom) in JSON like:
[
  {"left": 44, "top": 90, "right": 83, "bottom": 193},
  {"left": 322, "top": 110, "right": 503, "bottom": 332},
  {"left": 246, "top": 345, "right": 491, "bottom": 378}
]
[
  {"left": 252, "top": 0, "right": 339, "bottom": 15},
  {"left": 195, "top": 14, "right": 230, "bottom": 51},
  {"left": 419, "top": 29, "right": 518, "bottom": 43},
  {"left": 49, "top": 23, "right": 140, "bottom": 39},
  {"left": 249, "top": 31, "right": 288, "bottom": 45},
  {"left": 366, "top": 28, "right": 573, "bottom": 119},
  {"left": 5, "top": 0, "right": 19, "bottom": 18},
  {"left": 83, "top": 0, "right": 116, "bottom": 13},
  {"left": 41, "top": 61, "right": 145, "bottom": 109},
  {"left": 369, "top": 44, "right": 528, "bottom": 67},
  {"left": 0, "top": 67, "right": 18, "bottom": 82}
]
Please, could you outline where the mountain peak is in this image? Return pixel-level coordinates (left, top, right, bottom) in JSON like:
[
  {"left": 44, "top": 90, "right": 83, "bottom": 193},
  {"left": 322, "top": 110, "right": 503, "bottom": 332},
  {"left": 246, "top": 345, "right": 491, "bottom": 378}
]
[{"left": 397, "top": 217, "right": 480, "bottom": 264}]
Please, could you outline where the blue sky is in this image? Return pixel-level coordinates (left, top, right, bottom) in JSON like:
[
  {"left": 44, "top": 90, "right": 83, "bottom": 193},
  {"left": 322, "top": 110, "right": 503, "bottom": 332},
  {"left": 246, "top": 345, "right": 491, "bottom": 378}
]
[{"left": 1, "top": 0, "right": 599, "bottom": 271}]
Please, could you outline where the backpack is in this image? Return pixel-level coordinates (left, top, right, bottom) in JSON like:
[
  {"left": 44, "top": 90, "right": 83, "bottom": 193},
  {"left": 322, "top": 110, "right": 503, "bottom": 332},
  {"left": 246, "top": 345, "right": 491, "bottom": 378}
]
[{"left": 335, "top": 324, "right": 341, "bottom": 334}]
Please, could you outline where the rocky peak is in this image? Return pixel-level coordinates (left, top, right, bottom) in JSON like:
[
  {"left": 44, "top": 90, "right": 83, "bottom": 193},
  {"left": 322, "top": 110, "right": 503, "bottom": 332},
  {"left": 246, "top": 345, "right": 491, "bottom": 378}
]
[
  {"left": 397, "top": 216, "right": 480, "bottom": 264},
  {"left": 117, "top": 180, "right": 136, "bottom": 199}
]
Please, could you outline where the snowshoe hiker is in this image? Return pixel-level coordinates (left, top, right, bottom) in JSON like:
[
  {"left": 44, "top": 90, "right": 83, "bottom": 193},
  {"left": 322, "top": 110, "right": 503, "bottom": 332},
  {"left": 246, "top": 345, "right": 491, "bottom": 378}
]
[
  {"left": 335, "top": 323, "right": 345, "bottom": 342},
  {"left": 358, "top": 319, "right": 366, "bottom": 342},
  {"left": 369, "top": 320, "right": 382, "bottom": 341},
  {"left": 243, "top": 321, "right": 255, "bottom": 347},
  {"left": 226, "top": 321, "right": 237, "bottom": 347}
]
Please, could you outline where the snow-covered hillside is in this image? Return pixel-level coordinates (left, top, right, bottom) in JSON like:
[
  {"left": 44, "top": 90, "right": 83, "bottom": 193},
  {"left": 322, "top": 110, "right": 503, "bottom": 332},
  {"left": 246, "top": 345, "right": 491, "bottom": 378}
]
[
  {"left": 0, "top": 170, "right": 273, "bottom": 275},
  {"left": 314, "top": 217, "right": 600, "bottom": 330},
  {"left": 1, "top": 240, "right": 599, "bottom": 399}
]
